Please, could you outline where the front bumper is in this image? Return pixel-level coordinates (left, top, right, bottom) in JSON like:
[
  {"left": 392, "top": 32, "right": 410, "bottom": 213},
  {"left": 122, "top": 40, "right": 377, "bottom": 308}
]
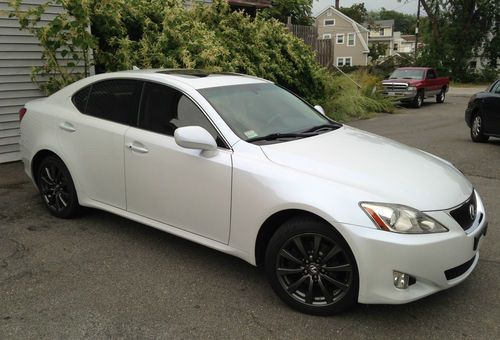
[
  {"left": 343, "top": 190, "right": 487, "bottom": 304},
  {"left": 382, "top": 90, "right": 417, "bottom": 101}
]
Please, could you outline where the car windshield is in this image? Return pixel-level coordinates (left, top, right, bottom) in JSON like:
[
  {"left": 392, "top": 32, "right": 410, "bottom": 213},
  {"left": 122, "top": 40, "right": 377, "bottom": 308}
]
[
  {"left": 199, "top": 83, "right": 336, "bottom": 142},
  {"left": 389, "top": 69, "right": 425, "bottom": 80}
]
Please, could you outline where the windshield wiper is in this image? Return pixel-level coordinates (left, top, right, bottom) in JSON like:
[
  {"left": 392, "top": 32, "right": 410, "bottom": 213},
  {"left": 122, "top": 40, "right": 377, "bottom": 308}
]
[
  {"left": 301, "top": 123, "right": 342, "bottom": 133},
  {"left": 246, "top": 132, "right": 314, "bottom": 143}
]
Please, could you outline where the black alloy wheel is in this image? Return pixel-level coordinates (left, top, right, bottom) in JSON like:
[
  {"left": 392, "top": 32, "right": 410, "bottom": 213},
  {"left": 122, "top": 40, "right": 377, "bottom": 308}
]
[
  {"left": 37, "top": 156, "right": 80, "bottom": 218},
  {"left": 265, "top": 217, "right": 358, "bottom": 315}
]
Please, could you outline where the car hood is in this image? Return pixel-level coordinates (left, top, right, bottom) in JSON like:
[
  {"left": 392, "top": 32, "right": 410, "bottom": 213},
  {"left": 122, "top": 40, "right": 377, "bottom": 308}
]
[
  {"left": 260, "top": 126, "right": 472, "bottom": 211},
  {"left": 383, "top": 79, "right": 421, "bottom": 85}
]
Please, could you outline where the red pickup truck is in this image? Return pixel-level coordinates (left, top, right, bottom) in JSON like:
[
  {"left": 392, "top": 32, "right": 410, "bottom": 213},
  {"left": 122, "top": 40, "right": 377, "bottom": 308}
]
[{"left": 382, "top": 67, "right": 450, "bottom": 108}]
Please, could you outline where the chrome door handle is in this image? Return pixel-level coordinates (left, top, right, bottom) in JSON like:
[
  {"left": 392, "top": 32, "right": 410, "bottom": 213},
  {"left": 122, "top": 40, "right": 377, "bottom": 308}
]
[
  {"left": 59, "top": 122, "right": 76, "bottom": 132},
  {"left": 126, "top": 142, "right": 149, "bottom": 154}
]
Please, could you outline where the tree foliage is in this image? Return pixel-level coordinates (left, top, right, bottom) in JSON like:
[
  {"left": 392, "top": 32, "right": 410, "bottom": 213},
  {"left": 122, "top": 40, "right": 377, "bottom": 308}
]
[
  {"left": 339, "top": 3, "right": 368, "bottom": 24},
  {"left": 368, "top": 8, "right": 417, "bottom": 35},
  {"left": 261, "top": 0, "right": 313, "bottom": 25},
  {"left": 416, "top": 0, "right": 499, "bottom": 80}
]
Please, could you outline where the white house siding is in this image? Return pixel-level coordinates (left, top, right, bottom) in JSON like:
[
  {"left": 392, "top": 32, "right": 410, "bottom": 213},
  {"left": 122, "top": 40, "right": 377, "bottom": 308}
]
[{"left": 0, "top": 0, "right": 90, "bottom": 163}]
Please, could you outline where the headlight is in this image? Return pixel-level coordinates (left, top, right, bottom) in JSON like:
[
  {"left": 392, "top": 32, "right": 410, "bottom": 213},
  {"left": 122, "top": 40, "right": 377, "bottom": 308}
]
[
  {"left": 407, "top": 86, "right": 417, "bottom": 91},
  {"left": 360, "top": 202, "right": 448, "bottom": 234}
]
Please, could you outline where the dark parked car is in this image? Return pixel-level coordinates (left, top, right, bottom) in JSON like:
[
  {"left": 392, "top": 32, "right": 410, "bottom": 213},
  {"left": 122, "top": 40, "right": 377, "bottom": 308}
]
[{"left": 465, "top": 79, "right": 500, "bottom": 142}]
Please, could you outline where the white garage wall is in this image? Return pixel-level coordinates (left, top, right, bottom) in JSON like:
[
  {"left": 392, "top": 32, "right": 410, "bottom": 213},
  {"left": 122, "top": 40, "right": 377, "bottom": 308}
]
[{"left": 0, "top": 0, "right": 91, "bottom": 163}]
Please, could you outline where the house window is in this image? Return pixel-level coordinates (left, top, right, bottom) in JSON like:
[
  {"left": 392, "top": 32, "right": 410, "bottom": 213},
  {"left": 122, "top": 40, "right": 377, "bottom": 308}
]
[
  {"left": 324, "top": 19, "right": 335, "bottom": 26},
  {"left": 336, "top": 34, "right": 344, "bottom": 44},
  {"left": 379, "top": 28, "right": 385, "bottom": 36},
  {"left": 394, "top": 43, "right": 398, "bottom": 51},
  {"left": 347, "top": 33, "right": 355, "bottom": 46},
  {"left": 322, "top": 33, "right": 332, "bottom": 40},
  {"left": 345, "top": 57, "right": 352, "bottom": 66},
  {"left": 337, "top": 57, "right": 344, "bottom": 67}
]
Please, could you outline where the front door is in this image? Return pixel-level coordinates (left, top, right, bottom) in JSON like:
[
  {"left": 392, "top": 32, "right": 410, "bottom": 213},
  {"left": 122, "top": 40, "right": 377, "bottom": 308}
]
[{"left": 124, "top": 82, "right": 232, "bottom": 243}]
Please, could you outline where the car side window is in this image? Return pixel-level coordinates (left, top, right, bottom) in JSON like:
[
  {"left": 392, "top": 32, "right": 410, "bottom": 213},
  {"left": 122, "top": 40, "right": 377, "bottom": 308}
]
[
  {"left": 492, "top": 81, "right": 500, "bottom": 94},
  {"left": 138, "top": 82, "right": 226, "bottom": 148},
  {"left": 426, "top": 70, "right": 436, "bottom": 79},
  {"left": 72, "top": 86, "right": 91, "bottom": 113},
  {"left": 84, "top": 79, "right": 143, "bottom": 125}
]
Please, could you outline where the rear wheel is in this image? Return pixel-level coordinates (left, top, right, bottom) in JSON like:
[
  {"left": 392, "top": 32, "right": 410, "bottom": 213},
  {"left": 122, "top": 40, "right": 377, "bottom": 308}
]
[
  {"left": 265, "top": 217, "right": 358, "bottom": 315},
  {"left": 470, "top": 113, "right": 489, "bottom": 143},
  {"left": 413, "top": 91, "right": 424, "bottom": 108},
  {"left": 36, "top": 156, "right": 80, "bottom": 218},
  {"left": 436, "top": 88, "right": 446, "bottom": 103}
]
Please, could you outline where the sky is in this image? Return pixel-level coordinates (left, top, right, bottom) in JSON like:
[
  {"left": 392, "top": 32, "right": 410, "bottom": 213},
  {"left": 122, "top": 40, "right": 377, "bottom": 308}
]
[{"left": 312, "top": 0, "right": 419, "bottom": 15}]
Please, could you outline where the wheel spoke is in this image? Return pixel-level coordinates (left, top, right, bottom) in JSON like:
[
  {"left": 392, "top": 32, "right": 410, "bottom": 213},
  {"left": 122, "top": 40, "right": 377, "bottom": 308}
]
[
  {"left": 320, "top": 273, "right": 349, "bottom": 291},
  {"left": 293, "top": 237, "right": 308, "bottom": 260},
  {"left": 305, "top": 277, "right": 314, "bottom": 304},
  {"left": 313, "top": 235, "right": 321, "bottom": 259},
  {"left": 286, "top": 275, "right": 307, "bottom": 293},
  {"left": 280, "top": 249, "right": 303, "bottom": 266},
  {"left": 323, "top": 264, "right": 352, "bottom": 272},
  {"left": 320, "top": 245, "right": 341, "bottom": 264},
  {"left": 317, "top": 277, "right": 333, "bottom": 303},
  {"left": 40, "top": 176, "right": 53, "bottom": 186},
  {"left": 44, "top": 167, "right": 55, "bottom": 182},
  {"left": 277, "top": 267, "right": 304, "bottom": 276},
  {"left": 57, "top": 193, "right": 68, "bottom": 207}
]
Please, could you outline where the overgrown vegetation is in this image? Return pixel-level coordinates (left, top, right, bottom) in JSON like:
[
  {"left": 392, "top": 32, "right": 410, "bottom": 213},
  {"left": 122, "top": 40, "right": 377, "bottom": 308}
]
[
  {"left": 8, "top": 0, "right": 394, "bottom": 121},
  {"left": 319, "top": 70, "right": 395, "bottom": 121}
]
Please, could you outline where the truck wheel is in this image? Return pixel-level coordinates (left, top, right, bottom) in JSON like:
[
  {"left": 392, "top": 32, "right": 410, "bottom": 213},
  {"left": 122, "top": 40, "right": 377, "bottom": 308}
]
[
  {"left": 413, "top": 91, "right": 424, "bottom": 108},
  {"left": 436, "top": 88, "right": 446, "bottom": 103}
]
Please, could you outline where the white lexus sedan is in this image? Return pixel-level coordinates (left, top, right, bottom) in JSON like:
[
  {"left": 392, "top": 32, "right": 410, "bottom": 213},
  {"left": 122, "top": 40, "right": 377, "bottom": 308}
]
[{"left": 20, "top": 70, "right": 488, "bottom": 315}]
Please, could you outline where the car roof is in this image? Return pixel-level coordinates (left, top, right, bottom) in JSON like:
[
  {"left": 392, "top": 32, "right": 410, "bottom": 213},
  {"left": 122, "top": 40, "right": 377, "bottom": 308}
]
[
  {"left": 396, "top": 67, "right": 432, "bottom": 70},
  {"left": 112, "top": 69, "right": 272, "bottom": 89}
]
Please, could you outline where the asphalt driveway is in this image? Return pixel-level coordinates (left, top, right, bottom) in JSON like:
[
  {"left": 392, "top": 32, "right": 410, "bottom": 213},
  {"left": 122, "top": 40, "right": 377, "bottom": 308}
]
[{"left": 1, "top": 88, "right": 499, "bottom": 339}]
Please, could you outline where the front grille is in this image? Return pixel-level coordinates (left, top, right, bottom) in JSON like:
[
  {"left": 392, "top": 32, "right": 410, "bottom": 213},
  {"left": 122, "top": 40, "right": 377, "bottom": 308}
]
[
  {"left": 450, "top": 192, "right": 477, "bottom": 231},
  {"left": 383, "top": 83, "right": 409, "bottom": 92},
  {"left": 445, "top": 256, "right": 475, "bottom": 280}
]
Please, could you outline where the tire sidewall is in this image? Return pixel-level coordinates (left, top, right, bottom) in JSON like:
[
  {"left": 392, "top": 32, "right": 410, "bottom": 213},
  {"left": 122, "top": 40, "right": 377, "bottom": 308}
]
[
  {"left": 470, "top": 113, "right": 489, "bottom": 143},
  {"left": 36, "top": 156, "right": 80, "bottom": 218},
  {"left": 264, "top": 218, "right": 359, "bottom": 315}
]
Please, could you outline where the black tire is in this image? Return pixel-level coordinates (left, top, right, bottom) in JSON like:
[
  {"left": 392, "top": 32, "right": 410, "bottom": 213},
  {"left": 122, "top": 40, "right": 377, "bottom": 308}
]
[
  {"left": 36, "top": 155, "right": 80, "bottom": 218},
  {"left": 470, "top": 113, "right": 489, "bottom": 143},
  {"left": 412, "top": 90, "right": 424, "bottom": 108},
  {"left": 265, "top": 216, "right": 358, "bottom": 315},
  {"left": 436, "top": 88, "right": 446, "bottom": 103}
]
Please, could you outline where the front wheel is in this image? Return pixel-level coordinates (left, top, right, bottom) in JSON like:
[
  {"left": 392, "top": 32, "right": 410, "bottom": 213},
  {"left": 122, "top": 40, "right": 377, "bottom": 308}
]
[
  {"left": 470, "top": 113, "right": 489, "bottom": 143},
  {"left": 36, "top": 155, "right": 80, "bottom": 218},
  {"left": 265, "top": 217, "right": 358, "bottom": 315},
  {"left": 413, "top": 91, "right": 424, "bottom": 108}
]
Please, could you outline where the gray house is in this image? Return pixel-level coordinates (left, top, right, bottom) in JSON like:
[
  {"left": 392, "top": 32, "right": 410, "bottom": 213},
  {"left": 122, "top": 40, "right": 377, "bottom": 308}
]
[{"left": 0, "top": 0, "right": 92, "bottom": 164}]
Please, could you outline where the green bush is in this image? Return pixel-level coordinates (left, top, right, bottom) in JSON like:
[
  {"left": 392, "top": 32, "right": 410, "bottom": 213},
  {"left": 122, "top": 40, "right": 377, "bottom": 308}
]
[{"left": 9, "top": 0, "right": 393, "bottom": 120}]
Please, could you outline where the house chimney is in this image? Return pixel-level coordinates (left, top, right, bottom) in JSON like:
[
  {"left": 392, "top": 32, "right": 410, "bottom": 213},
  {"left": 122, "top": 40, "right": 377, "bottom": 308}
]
[{"left": 335, "top": 0, "right": 340, "bottom": 9}]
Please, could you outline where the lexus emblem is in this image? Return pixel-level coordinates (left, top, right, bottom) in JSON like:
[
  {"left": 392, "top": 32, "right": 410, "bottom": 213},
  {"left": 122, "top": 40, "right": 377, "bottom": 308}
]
[{"left": 469, "top": 204, "right": 476, "bottom": 220}]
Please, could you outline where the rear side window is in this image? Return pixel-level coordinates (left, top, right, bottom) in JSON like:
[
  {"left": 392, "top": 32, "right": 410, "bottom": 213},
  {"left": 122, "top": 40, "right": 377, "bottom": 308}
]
[
  {"left": 85, "top": 79, "right": 143, "bottom": 125},
  {"left": 138, "top": 82, "right": 225, "bottom": 147},
  {"left": 72, "top": 86, "right": 91, "bottom": 113},
  {"left": 427, "top": 70, "right": 436, "bottom": 79}
]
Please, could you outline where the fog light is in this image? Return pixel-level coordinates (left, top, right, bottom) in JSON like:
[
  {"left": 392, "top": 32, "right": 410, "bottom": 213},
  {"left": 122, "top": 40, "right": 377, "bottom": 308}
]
[{"left": 393, "top": 271, "right": 410, "bottom": 289}]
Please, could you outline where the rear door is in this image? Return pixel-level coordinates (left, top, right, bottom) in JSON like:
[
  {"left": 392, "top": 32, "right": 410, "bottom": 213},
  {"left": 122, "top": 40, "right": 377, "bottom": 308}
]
[{"left": 57, "top": 79, "right": 143, "bottom": 209}]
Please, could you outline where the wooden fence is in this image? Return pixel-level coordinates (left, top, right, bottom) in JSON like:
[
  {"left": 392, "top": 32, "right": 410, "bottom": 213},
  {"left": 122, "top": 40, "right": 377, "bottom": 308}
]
[{"left": 286, "top": 23, "right": 334, "bottom": 68}]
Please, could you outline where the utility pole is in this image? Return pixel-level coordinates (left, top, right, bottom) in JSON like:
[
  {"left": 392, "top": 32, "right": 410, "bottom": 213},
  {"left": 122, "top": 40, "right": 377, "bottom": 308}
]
[{"left": 414, "top": 0, "right": 421, "bottom": 61}]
